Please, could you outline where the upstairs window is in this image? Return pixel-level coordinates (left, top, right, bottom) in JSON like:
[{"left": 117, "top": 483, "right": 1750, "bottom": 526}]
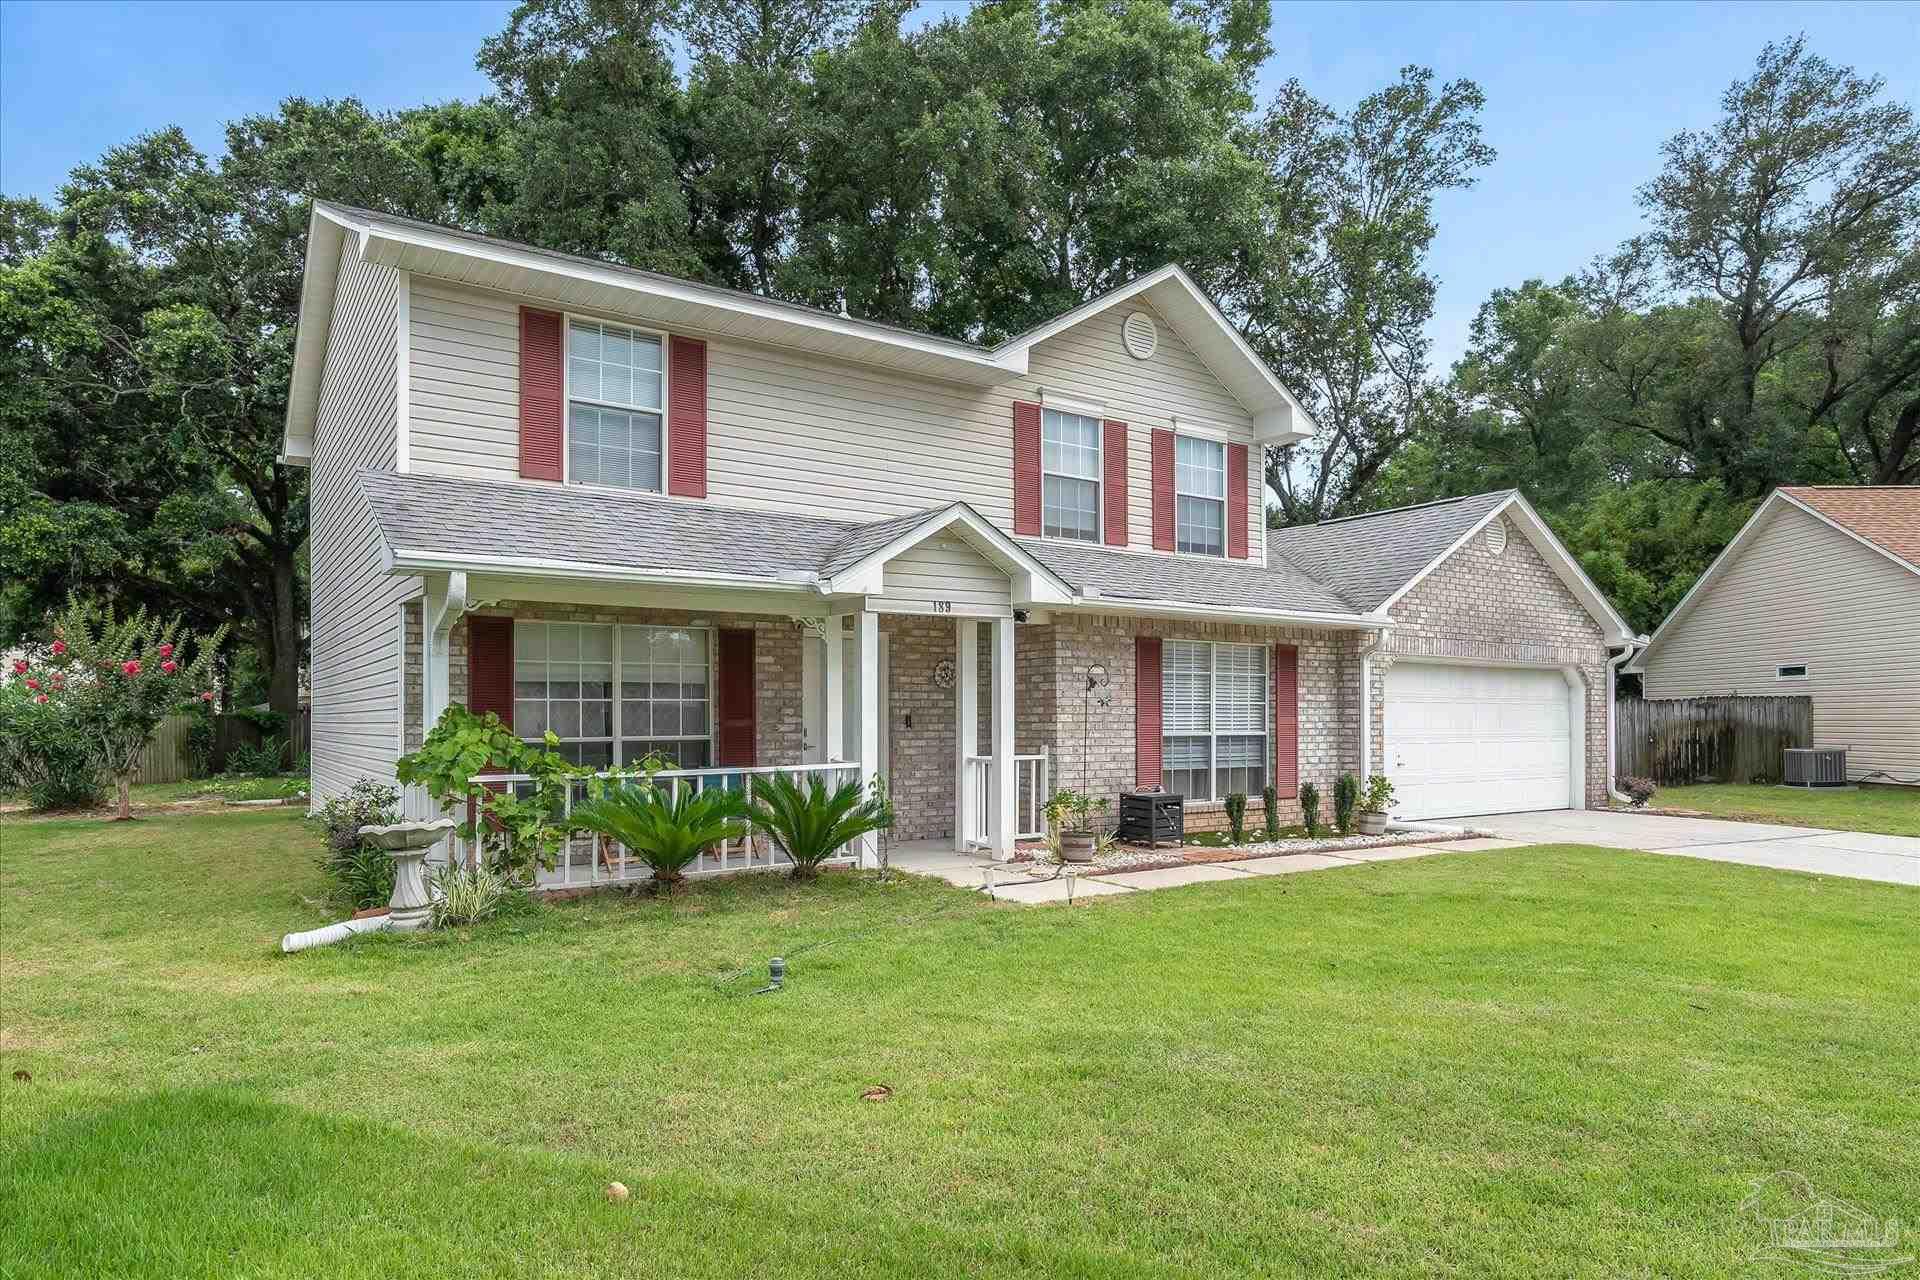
[
  {"left": 568, "top": 320, "right": 664, "bottom": 492},
  {"left": 1174, "top": 434, "right": 1226, "bottom": 556},
  {"left": 1042, "top": 408, "right": 1101, "bottom": 542},
  {"left": 1161, "top": 640, "right": 1268, "bottom": 801}
]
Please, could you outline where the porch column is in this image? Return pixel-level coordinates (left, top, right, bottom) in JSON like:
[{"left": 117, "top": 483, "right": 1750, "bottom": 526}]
[
  {"left": 953, "top": 618, "right": 979, "bottom": 851},
  {"left": 989, "top": 615, "right": 1016, "bottom": 858},
  {"left": 856, "top": 609, "right": 881, "bottom": 867},
  {"left": 823, "top": 616, "right": 844, "bottom": 763}
]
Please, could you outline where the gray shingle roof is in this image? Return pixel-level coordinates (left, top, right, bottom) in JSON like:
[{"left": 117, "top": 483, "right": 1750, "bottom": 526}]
[
  {"left": 358, "top": 470, "right": 1382, "bottom": 618},
  {"left": 361, "top": 470, "right": 855, "bottom": 580},
  {"left": 1016, "top": 537, "right": 1357, "bottom": 616},
  {"left": 1266, "top": 491, "right": 1514, "bottom": 611}
]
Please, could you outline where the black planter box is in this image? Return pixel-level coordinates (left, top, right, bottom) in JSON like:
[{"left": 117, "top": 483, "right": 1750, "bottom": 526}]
[{"left": 1117, "top": 791, "right": 1183, "bottom": 848}]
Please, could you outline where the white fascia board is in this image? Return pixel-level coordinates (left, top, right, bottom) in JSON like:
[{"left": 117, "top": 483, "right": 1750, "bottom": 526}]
[
  {"left": 388, "top": 548, "right": 819, "bottom": 594},
  {"left": 281, "top": 206, "right": 355, "bottom": 456},
  {"left": 1379, "top": 492, "right": 1634, "bottom": 647},
  {"left": 1777, "top": 491, "right": 1920, "bottom": 579},
  {"left": 341, "top": 207, "right": 1011, "bottom": 385},
  {"left": 1634, "top": 492, "right": 1786, "bottom": 665},
  {"left": 1063, "top": 596, "right": 1392, "bottom": 631},
  {"left": 823, "top": 503, "right": 1076, "bottom": 605}
]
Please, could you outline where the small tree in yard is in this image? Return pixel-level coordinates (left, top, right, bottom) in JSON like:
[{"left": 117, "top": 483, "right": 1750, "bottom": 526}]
[{"left": 6, "top": 597, "right": 224, "bottom": 820}]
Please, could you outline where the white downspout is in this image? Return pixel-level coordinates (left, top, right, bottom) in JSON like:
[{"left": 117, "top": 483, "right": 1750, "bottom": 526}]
[
  {"left": 1356, "top": 628, "right": 1386, "bottom": 784},
  {"left": 1606, "top": 638, "right": 1647, "bottom": 805}
]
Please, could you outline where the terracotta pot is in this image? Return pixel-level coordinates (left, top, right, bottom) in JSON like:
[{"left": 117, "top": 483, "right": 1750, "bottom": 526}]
[
  {"left": 1356, "top": 810, "right": 1389, "bottom": 835},
  {"left": 1059, "top": 830, "right": 1097, "bottom": 863}
]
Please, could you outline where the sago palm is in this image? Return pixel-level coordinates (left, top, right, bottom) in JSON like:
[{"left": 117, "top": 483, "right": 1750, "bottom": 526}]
[
  {"left": 745, "top": 773, "right": 894, "bottom": 880},
  {"left": 570, "top": 781, "right": 748, "bottom": 890}
]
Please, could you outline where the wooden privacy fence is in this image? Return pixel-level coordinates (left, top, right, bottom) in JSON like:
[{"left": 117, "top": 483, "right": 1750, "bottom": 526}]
[
  {"left": 131, "top": 708, "right": 312, "bottom": 783},
  {"left": 1614, "top": 695, "right": 1812, "bottom": 785}
]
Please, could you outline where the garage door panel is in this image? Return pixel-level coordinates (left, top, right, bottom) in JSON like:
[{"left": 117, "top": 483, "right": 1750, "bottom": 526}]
[{"left": 1385, "top": 663, "right": 1570, "bottom": 819}]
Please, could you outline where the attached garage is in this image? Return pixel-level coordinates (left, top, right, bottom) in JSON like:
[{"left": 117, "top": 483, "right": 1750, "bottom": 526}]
[{"left": 1384, "top": 662, "right": 1579, "bottom": 819}]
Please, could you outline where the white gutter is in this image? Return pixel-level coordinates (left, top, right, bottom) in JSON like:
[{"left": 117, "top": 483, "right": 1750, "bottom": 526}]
[
  {"left": 1063, "top": 594, "right": 1394, "bottom": 632},
  {"left": 390, "top": 550, "right": 820, "bottom": 593},
  {"left": 1606, "top": 637, "right": 1648, "bottom": 804}
]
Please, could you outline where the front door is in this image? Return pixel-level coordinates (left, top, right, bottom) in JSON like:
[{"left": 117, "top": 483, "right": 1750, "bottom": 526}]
[{"left": 801, "top": 629, "right": 889, "bottom": 767}]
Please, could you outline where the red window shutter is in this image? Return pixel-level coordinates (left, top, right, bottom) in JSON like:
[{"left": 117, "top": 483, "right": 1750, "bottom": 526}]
[
  {"left": 1102, "top": 420, "right": 1129, "bottom": 546},
  {"left": 1012, "top": 400, "right": 1042, "bottom": 536},
  {"left": 716, "top": 627, "right": 757, "bottom": 766},
  {"left": 1227, "top": 442, "right": 1249, "bottom": 559},
  {"left": 667, "top": 335, "right": 708, "bottom": 498},
  {"left": 1135, "top": 636, "right": 1163, "bottom": 788},
  {"left": 466, "top": 616, "right": 515, "bottom": 730},
  {"left": 518, "top": 308, "right": 564, "bottom": 481},
  {"left": 1151, "top": 429, "right": 1175, "bottom": 552},
  {"left": 1272, "top": 644, "right": 1299, "bottom": 799}
]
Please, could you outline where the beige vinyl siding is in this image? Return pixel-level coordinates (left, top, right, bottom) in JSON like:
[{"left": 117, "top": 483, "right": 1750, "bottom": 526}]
[
  {"left": 880, "top": 536, "right": 1012, "bottom": 610},
  {"left": 309, "top": 249, "right": 418, "bottom": 803},
  {"left": 405, "top": 279, "right": 1266, "bottom": 564},
  {"left": 1641, "top": 503, "right": 1920, "bottom": 781}
]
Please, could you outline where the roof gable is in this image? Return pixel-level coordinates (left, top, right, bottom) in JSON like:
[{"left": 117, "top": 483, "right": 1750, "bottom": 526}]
[
  {"left": 1779, "top": 487, "right": 1920, "bottom": 573},
  {"left": 1629, "top": 488, "right": 1920, "bottom": 671},
  {"left": 284, "top": 204, "right": 1315, "bottom": 458}
]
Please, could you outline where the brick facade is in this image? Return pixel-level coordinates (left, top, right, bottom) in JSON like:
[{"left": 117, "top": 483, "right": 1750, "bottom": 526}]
[{"left": 1372, "top": 513, "right": 1612, "bottom": 807}]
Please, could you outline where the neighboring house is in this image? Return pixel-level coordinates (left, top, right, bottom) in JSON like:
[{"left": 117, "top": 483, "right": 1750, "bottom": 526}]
[
  {"left": 1627, "top": 487, "right": 1920, "bottom": 785},
  {"left": 282, "top": 201, "right": 1636, "bottom": 872}
]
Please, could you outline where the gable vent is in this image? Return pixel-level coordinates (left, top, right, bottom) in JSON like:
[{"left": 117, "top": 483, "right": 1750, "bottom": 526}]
[
  {"left": 1122, "top": 311, "right": 1158, "bottom": 361},
  {"left": 1484, "top": 520, "right": 1508, "bottom": 555}
]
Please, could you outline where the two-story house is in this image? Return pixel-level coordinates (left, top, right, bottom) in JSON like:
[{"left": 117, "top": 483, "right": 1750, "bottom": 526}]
[{"left": 284, "top": 202, "right": 1635, "bottom": 880}]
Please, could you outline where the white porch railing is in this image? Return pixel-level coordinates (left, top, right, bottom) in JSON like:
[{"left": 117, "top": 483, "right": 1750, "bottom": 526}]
[
  {"left": 446, "top": 762, "right": 863, "bottom": 891},
  {"left": 962, "top": 749, "right": 1049, "bottom": 848}
]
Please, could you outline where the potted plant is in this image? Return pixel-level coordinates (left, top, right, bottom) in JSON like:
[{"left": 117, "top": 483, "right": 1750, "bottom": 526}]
[
  {"left": 1356, "top": 775, "right": 1395, "bottom": 835},
  {"left": 1043, "top": 788, "right": 1109, "bottom": 863}
]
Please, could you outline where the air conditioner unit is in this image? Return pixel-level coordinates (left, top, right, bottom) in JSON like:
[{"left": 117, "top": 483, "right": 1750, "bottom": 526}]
[{"left": 1783, "top": 748, "right": 1847, "bottom": 788}]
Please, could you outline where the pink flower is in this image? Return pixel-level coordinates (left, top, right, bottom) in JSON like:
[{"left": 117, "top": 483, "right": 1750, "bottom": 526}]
[
  {"left": 122, "top": 659, "right": 142, "bottom": 676},
  {"left": 34, "top": 694, "right": 47, "bottom": 705},
  {"left": 161, "top": 660, "right": 178, "bottom": 674},
  {"left": 9, "top": 659, "right": 24, "bottom": 675},
  {"left": 50, "top": 640, "right": 66, "bottom": 656},
  {"left": 201, "top": 691, "right": 215, "bottom": 703},
  {"left": 24, "top": 678, "right": 39, "bottom": 691},
  {"left": 49, "top": 675, "right": 64, "bottom": 689},
  {"left": 158, "top": 643, "right": 174, "bottom": 659}
]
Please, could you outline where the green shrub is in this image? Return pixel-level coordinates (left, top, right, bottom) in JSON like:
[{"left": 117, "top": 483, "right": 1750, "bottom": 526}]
[
  {"left": 1262, "top": 785, "right": 1280, "bottom": 840},
  {"left": 1332, "top": 773, "right": 1359, "bottom": 834},
  {"left": 1224, "top": 792, "right": 1248, "bottom": 843},
  {"left": 184, "top": 709, "right": 217, "bottom": 779},
  {"left": 0, "top": 680, "right": 108, "bottom": 811},
  {"left": 314, "top": 779, "right": 401, "bottom": 909},
  {"left": 226, "top": 735, "right": 286, "bottom": 777},
  {"left": 571, "top": 781, "right": 748, "bottom": 891},
  {"left": 745, "top": 772, "right": 894, "bottom": 879},
  {"left": 430, "top": 862, "right": 510, "bottom": 927},
  {"left": 1299, "top": 781, "right": 1322, "bottom": 837}
]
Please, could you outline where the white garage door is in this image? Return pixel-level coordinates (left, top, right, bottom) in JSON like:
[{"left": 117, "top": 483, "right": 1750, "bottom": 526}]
[{"left": 1384, "top": 663, "right": 1572, "bottom": 819}]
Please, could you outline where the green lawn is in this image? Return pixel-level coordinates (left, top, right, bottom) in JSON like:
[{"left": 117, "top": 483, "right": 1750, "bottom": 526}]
[
  {"left": 3, "top": 810, "right": 1915, "bottom": 1278},
  {"left": 1653, "top": 781, "right": 1920, "bottom": 837}
]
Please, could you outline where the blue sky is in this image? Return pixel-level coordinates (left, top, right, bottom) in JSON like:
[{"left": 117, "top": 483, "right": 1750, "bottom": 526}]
[{"left": 3, "top": 0, "right": 1917, "bottom": 367}]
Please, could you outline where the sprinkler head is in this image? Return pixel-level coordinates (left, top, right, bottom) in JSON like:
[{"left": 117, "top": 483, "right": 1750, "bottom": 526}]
[{"left": 768, "top": 956, "right": 786, "bottom": 989}]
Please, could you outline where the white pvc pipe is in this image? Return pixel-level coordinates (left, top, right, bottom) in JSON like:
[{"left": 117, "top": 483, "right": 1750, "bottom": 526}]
[{"left": 281, "top": 914, "right": 391, "bottom": 954}]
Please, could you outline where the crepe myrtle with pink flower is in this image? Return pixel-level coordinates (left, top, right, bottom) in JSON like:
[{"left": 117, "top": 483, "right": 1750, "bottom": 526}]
[{"left": 0, "top": 594, "right": 226, "bottom": 819}]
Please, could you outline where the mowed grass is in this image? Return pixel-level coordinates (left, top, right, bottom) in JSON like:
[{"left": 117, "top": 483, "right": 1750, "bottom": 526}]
[
  {"left": 1655, "top": 781, "right": 1920, "bottom": 837},
  {"left": 2, "top": 811, "right": 1916, "bottom": 1278}
]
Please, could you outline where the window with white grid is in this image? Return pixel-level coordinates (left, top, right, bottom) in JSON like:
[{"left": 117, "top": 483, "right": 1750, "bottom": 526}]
[
  {"left": 1042, "top": 408, "right": 1101, "bottom": 542},
  {"left": 1174, "top": 434, "right": 1226, "bottom": 557},
  {"left": 512, "top": 622, "right": 711, "bottom": 769},
  {"left": 619, "top": 625, "right": 711, "bottom": 769},
  {"left": 1161, "top": 640, "right": 1267, "bottom": 801},
  {"left": 568, "top": 319, "right": 664, "bottom": 492}
]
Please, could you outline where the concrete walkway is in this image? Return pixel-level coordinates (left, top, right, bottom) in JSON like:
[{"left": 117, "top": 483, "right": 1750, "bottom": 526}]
[
  {"left": 1468, "top": 809, "right": 1920, "bottom": 887},
  {"left": 889, "top": 837, "right": 1524, "bottom": 903}
]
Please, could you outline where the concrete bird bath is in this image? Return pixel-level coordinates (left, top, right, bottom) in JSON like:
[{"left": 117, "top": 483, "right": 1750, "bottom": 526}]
[{"left": 281, "top": 818, "right": 455, "bottom": 952}]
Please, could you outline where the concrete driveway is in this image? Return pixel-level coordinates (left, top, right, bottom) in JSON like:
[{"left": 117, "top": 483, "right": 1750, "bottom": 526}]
[{"left": 1466, "top": 809, "right": 1920, "bottom": 887}]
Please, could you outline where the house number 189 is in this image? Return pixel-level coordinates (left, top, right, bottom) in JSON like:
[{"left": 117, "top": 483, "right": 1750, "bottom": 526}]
[{"left": 930, "top": 600, "right": 953, "bottom": 613}]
